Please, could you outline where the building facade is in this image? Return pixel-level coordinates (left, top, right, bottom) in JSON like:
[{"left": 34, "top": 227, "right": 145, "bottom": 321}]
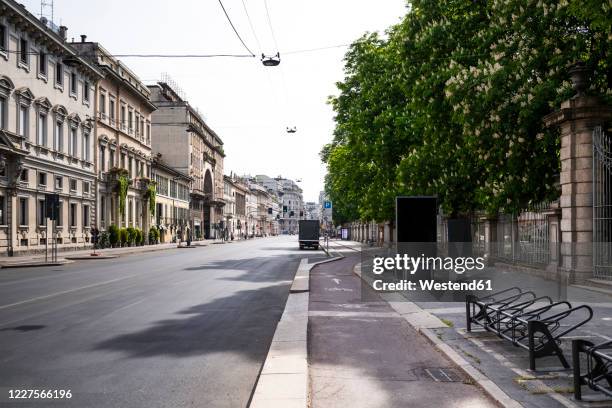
[
  {"left": 148, "top": 81, "right": 225, "bottom": 240},
  {"left": 0, "top": 1, "right": 103, "bottom": 256},
  {"left": 152, "top": 155, "right": 191, "bottom": 243},
  {"left": 71, "top": 40, "right": 156, "bottom": 237},
  {"left": 222, "top": 174, "right": 235, "bottom": 240}
]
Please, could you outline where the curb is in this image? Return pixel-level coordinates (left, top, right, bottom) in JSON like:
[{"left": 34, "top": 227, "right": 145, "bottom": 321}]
[
  {"left": 64, "top": 255, "right": 118, "bottom": 260},
  {"left": 249, "top": 255, "right": 344, "bottom": 408},
  {"left": 0, "top": 260, "right": 73, "bottom": 269},
  {"left": 352, "top": 262, "right": 522, "bottom": 408}
]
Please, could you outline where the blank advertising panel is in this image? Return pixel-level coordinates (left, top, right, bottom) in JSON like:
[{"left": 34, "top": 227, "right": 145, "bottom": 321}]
[{"left": 396, "top": 196, "right": 437, "bottom": 243}]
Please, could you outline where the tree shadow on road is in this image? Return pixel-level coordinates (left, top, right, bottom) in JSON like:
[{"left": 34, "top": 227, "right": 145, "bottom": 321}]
[{"left": 94, "top": 255, "right": 298, "bottom": 360}]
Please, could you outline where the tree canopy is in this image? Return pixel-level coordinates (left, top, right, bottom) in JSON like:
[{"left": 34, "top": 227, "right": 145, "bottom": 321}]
[{"left": 322, "top": 0, "right": 611, "bottom": 224}]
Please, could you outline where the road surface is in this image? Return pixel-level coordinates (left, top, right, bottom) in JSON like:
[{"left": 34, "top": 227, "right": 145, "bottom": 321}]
[{"left": 0, "top": 236, "right": 323, "bottom": 408}]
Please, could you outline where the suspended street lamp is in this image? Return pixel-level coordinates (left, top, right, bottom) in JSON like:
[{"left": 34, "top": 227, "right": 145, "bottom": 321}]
[{"left": 261, "top": 52, "right": 280, "bottom": 66}]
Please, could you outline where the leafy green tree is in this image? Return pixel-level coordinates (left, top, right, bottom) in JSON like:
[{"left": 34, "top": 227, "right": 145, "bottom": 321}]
[{"left": 323, "top": 0, "right": 611, "bottom": 222}]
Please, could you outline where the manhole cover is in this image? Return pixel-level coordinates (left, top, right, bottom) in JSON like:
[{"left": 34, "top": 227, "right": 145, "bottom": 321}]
[{"left": 422, "top": 368, "right": 464, "bottom": 382}]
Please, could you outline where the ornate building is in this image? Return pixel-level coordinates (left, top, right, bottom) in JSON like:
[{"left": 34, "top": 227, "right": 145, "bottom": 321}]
[
  {"left": 0, "top": 0, "right": 103, "bottom": 255},
  {"left": 71, "top": 40, "right": 156, "bottom": 237},
  {"left": 148, "top": 81, "right": 225, "bottom": 239}
]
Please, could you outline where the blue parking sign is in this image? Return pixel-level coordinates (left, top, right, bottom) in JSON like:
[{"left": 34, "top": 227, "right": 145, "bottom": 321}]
[{"left": 324, "top": 201, "right": 332, "bottom": 209}]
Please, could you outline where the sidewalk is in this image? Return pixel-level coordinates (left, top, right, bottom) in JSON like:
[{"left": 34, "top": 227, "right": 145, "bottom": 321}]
[
  {"left": 325, "top": 240, "right": 612, "bottom": 408},
  {"left": 0, "top": 239, "right": 213, "bottom": 268},
  {"left": 308, "top": 253, "right": 497, "bottom": 408}
]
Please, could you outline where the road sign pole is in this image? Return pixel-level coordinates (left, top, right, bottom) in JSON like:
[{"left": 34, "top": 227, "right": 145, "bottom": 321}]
[{"left": 45, "top": 217, "right": 49, "bottom": 263}]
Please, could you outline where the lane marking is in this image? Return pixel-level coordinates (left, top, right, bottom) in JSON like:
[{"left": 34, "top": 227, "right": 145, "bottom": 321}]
[{"left": 0, "top": 274, "right": 139, "bottom": 310}]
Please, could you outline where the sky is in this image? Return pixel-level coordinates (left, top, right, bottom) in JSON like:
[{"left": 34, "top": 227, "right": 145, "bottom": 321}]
[{"left": 21, "top": 0, "right": 408, "bottom": 201}]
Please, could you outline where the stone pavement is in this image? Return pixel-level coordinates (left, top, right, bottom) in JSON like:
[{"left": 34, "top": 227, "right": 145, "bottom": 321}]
[
  {"left": 308, "top": 253, "right": 497, "bottom": 408},
  {"left": 326, "top": 239, "right": 612, "bottom": 408},
  {"left": 0, "top": 239, "right": 220, "bottom": 268}
]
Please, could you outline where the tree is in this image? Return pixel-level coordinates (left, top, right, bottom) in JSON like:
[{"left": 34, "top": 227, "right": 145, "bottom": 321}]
[{"left": 323, "top": 0, "right": 611, "bottom": 221}]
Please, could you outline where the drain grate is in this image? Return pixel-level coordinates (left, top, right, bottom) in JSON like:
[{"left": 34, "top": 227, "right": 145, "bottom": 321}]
[{"left": 422, "top": 368, "right": 464, "bottom": 382}]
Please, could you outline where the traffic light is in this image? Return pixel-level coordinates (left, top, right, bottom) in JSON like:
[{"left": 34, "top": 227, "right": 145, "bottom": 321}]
[{"left": 283, "top": 205, "right": 287, "bottom": 212}]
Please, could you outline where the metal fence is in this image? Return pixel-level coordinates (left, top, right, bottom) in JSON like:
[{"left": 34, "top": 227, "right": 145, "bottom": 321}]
[
  {"left": 437, "top": 204, "right": 551, "bottom": 267},
  {"left": 593, "top": 125, "right": 612, "bottom": 280},
  {"left": 495, "top": 203, "right": 551, "bottom": 266}
]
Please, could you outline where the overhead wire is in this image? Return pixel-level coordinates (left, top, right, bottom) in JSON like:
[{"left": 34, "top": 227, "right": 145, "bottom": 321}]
[
  {"left": 217, "top": 0, "right": 256, "bottom": 57},
  {"left": 240, "top": 0, "right": 263, "bottom": 52}
]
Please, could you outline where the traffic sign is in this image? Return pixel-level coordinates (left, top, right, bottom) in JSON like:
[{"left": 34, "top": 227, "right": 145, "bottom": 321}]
[{"left": 324, "top": 201, "right": 332, "bottom": 209}]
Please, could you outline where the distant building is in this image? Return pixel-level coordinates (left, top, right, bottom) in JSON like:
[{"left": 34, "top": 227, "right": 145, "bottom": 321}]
[
  {"left": 252, "top": 175, "right": 303, "bottom": 234},
  {"left": 303, "top": 201, "right": 318, "bottom": 220},
  {"left": 152, "top": 155, "right": 192, "bottom": 243},
  {"left": 319, "top": 191, "right": 333, "bottom": 231}
]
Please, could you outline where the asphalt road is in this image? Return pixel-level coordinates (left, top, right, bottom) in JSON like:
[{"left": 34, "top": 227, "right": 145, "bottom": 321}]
[{"left": 0, "top": 236, "right": 324, "bottom": 408}]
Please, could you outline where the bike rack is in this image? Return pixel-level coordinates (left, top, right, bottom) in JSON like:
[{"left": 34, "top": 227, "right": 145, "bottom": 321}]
[
  {"left": 573, "top": 339, "right": 612, "bottom": 400},
  {"left": 466, "top": 288, "right": 593, "bottom": 370}
]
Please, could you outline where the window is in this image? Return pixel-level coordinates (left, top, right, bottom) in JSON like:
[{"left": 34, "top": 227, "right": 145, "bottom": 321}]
[
  {"left": 109, "top": 149, "right": 114, "bottom": 168},
  {"left": 120, "top": 105, "right": 126, "bottom": 127},
  {"left": 70, "top": 203, "right": 77, "bottom": 227},
  {"left": 135, "top": 113, "right": 139, "bottom": 135},
  {"left": 19, "top": 105, "right": 28, "bottom": 137},
  {"left": 0, "top": 96, "right": 6, "bottom": 130},
  {"left": 38, "top": 50, "right": 47, "bottom": 76},
  {"left": 99, "top": 146, "right": 106, "bottom": 172},
  {"left": 55, "top": 176, "right": 63, "bottom": 190},
  {"left": 100, "top": 197, "right": 106, "bottom": 223},
  {"left": 109, "top": 98, "right": 115, "bottom": 121},
  {"left": 19, "top": 38, "right": 28, "bottom": 65},
  {"left": 37, "top": 199, "right": 46, "bottom": 226},
  {"left": 128, "top": 110, "right": 133, "bottom": 132},
  {"left": 83, "top": 131, "right": 90, "bottom": 161},
  {"left": 38, "top": 172, "right": 47, "bottom": 186},
  {"left": 0, "top": 195, "right": 5, "bottom": 224},
  {"left": 83, "top": 181, "right": 90, "bottom": 194},
  {"left": 69, "top": 179, "right": 77, "bottom": 191},
  {"left": 128, "top": 157, "right": 133, "bottom": 178},
  {"left": 19, "top": 197, "right": 27, "bottom": 226},
  {"left": 70, "top": 72, "right": 77, "bottom": 95},
  {"left": 56, "top": 202, "right": 62, "bottom": 226},
  {"left": 83, "top": 204, "right": 90, "bottom": 227},
  {"left": 38, "top": 113, "right": 47, "bottom": 145},
  {"left": 99, "top": 93, "right": 105, "bottom": 116},
  {"left": 146, "top": 123, "right": 150, "bottom": 144},
  {"left": 55, "top": 62, "right": 63, "bottom": 86},
  {"left": 54, "top": 120, "right": 63, "bottom": 151},
  {"left": 70, "top": 127, "right": 77, "bottom": 157},
  {"left": 83, "top": 81, "right": 89, "bottom": 102},
  {"left": 19, "top": 169, "right": 28, "bottom": 182},
  {"left": 0, "top": 24, "right": 6, "bottom": 52}
]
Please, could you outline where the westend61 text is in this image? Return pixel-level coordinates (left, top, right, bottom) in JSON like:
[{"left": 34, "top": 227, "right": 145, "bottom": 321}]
[{"left": 372, "top": 279, "right": 493, "bottom": 292}]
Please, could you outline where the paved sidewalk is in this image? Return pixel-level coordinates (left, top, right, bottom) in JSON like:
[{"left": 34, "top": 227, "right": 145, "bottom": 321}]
[
  {"left": 330, "top": 239, "right": 612, "bottom": 407},
  {"left": 0, "top": 239, "right": 218, "bottom": 267},
  {"left": 308, "top": 254, "right": 496, "bottom": 408}
]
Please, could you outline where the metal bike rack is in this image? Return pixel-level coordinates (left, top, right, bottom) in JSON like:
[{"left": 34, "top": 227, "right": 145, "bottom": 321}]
[
  {"left": 466, "top": 288, "right": 593, "bottom": 370},
  {"left": 573, "top": 339, "right": 612, "bottom": 400}
]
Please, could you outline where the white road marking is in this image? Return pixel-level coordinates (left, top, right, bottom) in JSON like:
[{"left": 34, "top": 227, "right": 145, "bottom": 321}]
[{"left": 0, "top": 274, "right": 139, "bottom": 310}]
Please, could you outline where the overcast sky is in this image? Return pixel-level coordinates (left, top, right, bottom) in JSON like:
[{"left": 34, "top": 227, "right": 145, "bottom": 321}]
[{"left": 22, "top": 0, "right": 407, "bottom": 201}]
